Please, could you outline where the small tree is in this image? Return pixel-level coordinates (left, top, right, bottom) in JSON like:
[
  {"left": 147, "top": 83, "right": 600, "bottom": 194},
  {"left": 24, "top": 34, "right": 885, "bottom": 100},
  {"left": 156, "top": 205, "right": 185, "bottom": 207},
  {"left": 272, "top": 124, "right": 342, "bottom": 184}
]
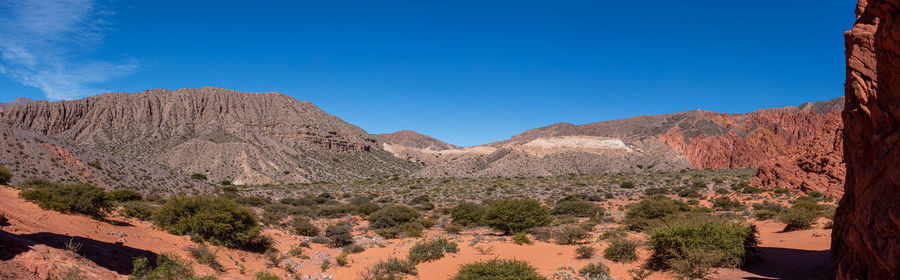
[
  {"left": 483, "top": 198, "right": 551, "bottom": 235},
  {"left": 450, "top": 202, "right": 485, "bottom": 227}
]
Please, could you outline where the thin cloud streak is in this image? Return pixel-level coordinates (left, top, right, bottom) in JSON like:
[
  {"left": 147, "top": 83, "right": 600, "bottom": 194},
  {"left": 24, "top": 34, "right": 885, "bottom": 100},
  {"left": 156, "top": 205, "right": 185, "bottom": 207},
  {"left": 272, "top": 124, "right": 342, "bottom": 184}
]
[{"left": 0, "top": 0, "right": 137, "bottom": 100}]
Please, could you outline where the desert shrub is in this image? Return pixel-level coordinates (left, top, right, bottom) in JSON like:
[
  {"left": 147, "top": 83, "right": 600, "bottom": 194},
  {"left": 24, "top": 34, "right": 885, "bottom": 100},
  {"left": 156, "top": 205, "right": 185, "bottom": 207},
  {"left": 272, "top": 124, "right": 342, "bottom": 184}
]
[
  {"left": 677, "top": 188, "right": 702, "bottom": 198},
  {"left": 130, "top": 253, "right": 212, "bottom": 280},
  {"left": 712, "top": 197, "right": 743, "bottom": 211},
  {"left": 187, "top": 244, "right": 222, "bottom": 272},
  {"left": 791, "top": 196, "right": 824, "bottom": 212},
  {"left": 452, "top": 259, "right": 546, "bottom": 280},
  {"left": 291, "top": 217, "right": 320, "bottom": 236},
  {"left": 325, "top": 222, "right": 354, "bottom": 247},
  {"left": 752, "top": 210, "right": 777, "bottom": 221},
  {"left": 623, "top": 195, "right": 690, "bottom": 232},
  {"left": 554, "top": 225, "right": 590, "bottom": 245},
  {"left": 233, "top": 195, "right": 270, "bottom": 207},
  {"left": 336, "top": 253, "right": 349, "bottom": 266},
  {"left": 254, "top": 271, "right": 280, "bottom": 280},
  {"left": 108, "top": 189, "right": 143, "bottom": 202},
  {"left": 316, "top": 204, "right": 358, "bottom": 218},
  {"left": 752, "top": 201, "right": 784, "bottom": 213},
  {"left": 0, "top": 165, "right": 11, "bottom": 185},
  {"left": 261, "top": 203, "right": 307, "bottom": 225},
  {"left": 513, "top": 232, "right": 532, "bottom": 245},
  {"left": 190, "top": 173, "right": 207, "bottom": 181},
  {"left": 344, "top": 244, "right": 366, "bottom": 254},
  {"left": 575, "top": 245, "right": 595, "bottom": 259},
  {"left": 714, "top": 188, "right": 730, "bottom": 195},
  {"left": 668, "top": 250, "right": 720, "bottom": 280},
  {"left": 359, "top": 258, "right": 418, "bottom": 280},
  {"left": 21, "top": 182, "right": 112, "bottom": 219},
  {"left": 444, "top": 223, "right": 463, "bottom": 234},
  {"left": 357, "top": 203, "right": 381, "bottom": 216},
  {"left": 552, "top": 200, "right": 603, "bottom": 218},
  {"left": 408, "top": 238, "right": 459, "bottom": 264},
  {"left": 483, "top": 198, "right": 551, "bottom": 234},
  {"left": 280, "top": 197, "right": 316, "bottom": 207},
  {"left": 369, "top": 205, "right": 420, "bottom": 229},
  {"left": 152, "top": 195, "right": 269, "bottom": 251},
  {"left": 450, "top": 202, "right": 485, "bottom": 227},
  {"left": 620, "top": 181, "right": 636, "bottom": 189},
  {"left": 647, "top": 215, "right": 758, "bottom": 271},
  {"left": 122, "top": 201, "right": 156, "bottom": 221},
  {"left": 807, "top": 191, "right": 824, "bottom": 199},
  {"left": 777, "top": 207, "right": 819, "bottom": 231},
  {"left": 579, "top": 262, "right": 611, "bottom": 278},
  {"left": 645, "top": 187, "right": 669, "bottom": 196},
  {"left": 603, "top": 238, "right": 638, "bottom": 263}
]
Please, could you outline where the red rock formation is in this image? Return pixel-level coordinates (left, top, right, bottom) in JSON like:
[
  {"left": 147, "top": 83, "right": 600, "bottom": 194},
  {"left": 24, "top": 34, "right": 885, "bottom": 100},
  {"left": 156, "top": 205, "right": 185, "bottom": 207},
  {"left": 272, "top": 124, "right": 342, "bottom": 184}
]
[{"left": 832, "top": 0, "right": 900, "bottom": 278}]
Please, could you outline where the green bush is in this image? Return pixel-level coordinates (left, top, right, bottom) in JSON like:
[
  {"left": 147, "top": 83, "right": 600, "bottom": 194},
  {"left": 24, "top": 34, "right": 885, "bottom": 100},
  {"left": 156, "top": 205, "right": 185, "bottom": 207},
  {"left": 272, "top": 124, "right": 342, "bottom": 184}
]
[
  {"left": 777, "top": 207, "right": 819, "bottom": 231},
  {"left": 291, "top": 217, "right": 320, "bottom": 236},
  {"left": 122, "top": 201, "right": 156, "bottom": 221},
  {"left": 554, "top": 225, "right": 590, "bottom": 245},
  {"left": 187, "top": 244, "right": 223, "bottom": 272},
  {"left": 325, "top": 222, "right": 354, "bottom": 247},
  {"left": 451, "top": 259, "right": 546, "bottom": 280},
  {"left": 369, "top": 205, "right": 420, "bottom": 229},
  {"left": 620, "top": 181, "right": 636, "bottom": 189},
  {"left": 551, "top": 200, "right": 603, "bottom": 218},
  {"left": 109, "top": 189, "right": 143, "bottom": 202},
  {"left": 0, "top": 165, "right": 11, "bottom": 185},
  {"left": 575, "top": 245, "right": 595, "bottom": 259},
  {"left": 152, "top": 195, "right": 269, "bottom": 251},
  {"left": 450, "top": 202, "right": 485, "bottom": 227},
  {"left": 647, "top": 215, "right": 758, "bottom": 271},
  {"left": 623, "top": 195, "right": 690, "bottom": 232},
  {"left": 645, "top": 187, "right": 669, "bottom": 196},
  {"left": 752, "top": 210, "right": 777, "bottom": 221},
  {"left": 21, "top": 182, "right": 112, "bottom": 219},
  {"left": 579, "top": 262, "right": 611, "bottom": 278},
  {"left": 677, "top": 188, "right": 702, "bottom": 198},
  {"left": 357, "top": 203, "right": 381, "bottom": 216},
  {"left": 130, "top": 253, "right": 213, "bottom": 280},
  {"left": 190, "top": 173, "right": 208, "bottom": 181},
  {"left": 513, "top": 232, "right": 532, "bottom": 245},
  {"left": 483, "top": 198, "right": 551, "bottom": 234},
  {"left": 603, "top": 238, "right": 638, "bottom": 263},
  {"left": 254, "top": 271, "right": 281, "bottom": 280},
  {"left": 408, "top": 238, "right": 459, "bottom": 264},
  {"left": 359, "top": 258, "right": 418, "bottom": 280},
  {"left": 712, "top": 197, "right": 743, "bottom": 211},
  {"left": 444, "top": 223, "right": 463, "bottom": 234}
]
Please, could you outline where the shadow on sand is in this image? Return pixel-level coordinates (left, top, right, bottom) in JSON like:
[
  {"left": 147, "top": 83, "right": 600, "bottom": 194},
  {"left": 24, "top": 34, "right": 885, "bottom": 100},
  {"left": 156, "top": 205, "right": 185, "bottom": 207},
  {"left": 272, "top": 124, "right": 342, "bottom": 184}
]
[
  {"left": 741, "top": 246, "right": 830, "bottom": 280},
  {"left": 0, "top": 229, "right": 157, "bottom": 274}
]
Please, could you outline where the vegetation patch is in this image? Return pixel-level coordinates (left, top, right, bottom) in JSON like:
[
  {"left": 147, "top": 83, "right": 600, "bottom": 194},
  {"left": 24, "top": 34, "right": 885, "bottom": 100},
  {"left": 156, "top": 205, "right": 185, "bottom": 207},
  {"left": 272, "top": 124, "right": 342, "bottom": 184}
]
[
  {"left": 451, "top": 259, "right": 546, "bottom": 280},
  {"left": 152, "top": 195, "right": 270, "bottom": 251}
]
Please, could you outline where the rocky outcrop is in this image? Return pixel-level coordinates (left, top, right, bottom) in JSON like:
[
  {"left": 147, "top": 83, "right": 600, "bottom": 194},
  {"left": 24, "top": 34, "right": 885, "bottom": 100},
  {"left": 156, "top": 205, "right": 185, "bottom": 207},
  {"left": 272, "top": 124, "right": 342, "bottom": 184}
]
[
  {"left": 0, "top": 87, "right": 418, "bottom": 187},
  {"left": 832, "top": 0, "right": 900, "bottom": 279},
  {"left": 379, "top": 130, "right": 458, "bottom": 151}
]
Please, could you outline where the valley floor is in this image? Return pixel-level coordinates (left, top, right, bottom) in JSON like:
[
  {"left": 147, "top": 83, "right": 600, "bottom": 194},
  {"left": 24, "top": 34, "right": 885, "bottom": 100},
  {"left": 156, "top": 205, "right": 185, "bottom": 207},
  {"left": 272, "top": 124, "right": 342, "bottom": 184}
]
[{"left": 0, "top": 185, "right": 831, "bottom": 280}]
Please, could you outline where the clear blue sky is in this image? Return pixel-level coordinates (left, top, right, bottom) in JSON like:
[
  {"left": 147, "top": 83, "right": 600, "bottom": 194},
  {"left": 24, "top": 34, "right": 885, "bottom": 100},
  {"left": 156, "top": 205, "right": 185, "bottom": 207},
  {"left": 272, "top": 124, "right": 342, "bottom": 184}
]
[{"left": 0, "top": 0, "right": 856, "bottom": 146}]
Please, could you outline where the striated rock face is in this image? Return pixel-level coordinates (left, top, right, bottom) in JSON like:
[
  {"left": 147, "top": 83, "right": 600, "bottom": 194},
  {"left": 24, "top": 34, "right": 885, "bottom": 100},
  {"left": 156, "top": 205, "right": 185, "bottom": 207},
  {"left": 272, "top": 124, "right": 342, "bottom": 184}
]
[
  {"left": 0, "top": 87, "right": 418, "bottom": 188},
  {"left": 832, "top": 0, "right": 900, "bottom": 278}
]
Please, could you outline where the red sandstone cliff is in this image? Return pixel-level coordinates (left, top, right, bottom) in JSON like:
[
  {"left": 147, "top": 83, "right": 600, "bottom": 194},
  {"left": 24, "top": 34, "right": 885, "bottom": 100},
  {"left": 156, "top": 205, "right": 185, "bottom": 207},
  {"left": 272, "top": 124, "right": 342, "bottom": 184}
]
[{"left": 832, "top": 0, "right": 900, "bottom": 278}]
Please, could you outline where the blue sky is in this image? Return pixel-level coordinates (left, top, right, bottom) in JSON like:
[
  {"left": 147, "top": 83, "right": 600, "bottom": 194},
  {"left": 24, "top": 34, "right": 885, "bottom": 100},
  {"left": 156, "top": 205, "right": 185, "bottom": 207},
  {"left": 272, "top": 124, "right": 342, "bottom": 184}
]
[{"left": 0, "top": 0, "right": 856, "bottom": 146}]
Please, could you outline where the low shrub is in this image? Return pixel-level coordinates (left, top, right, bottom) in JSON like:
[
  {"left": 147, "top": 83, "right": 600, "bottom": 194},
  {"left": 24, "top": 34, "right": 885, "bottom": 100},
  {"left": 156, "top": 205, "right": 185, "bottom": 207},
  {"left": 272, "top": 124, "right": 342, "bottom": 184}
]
[
  {"left": 0, "top": 165, "right": 11, "bottom": 185},
  {"left": 644, "top": 187, "right": 669, "bottom": 196},
  {"left": 21, "top": 182, "right": 112, "bottom": 219},
  {"left": 620, "top": 181, "right": 636, "bottom": 189},
  {"left": 254, "top": 271, "right": 280, "bottom": 280},
  {"left": 450, "top": 202, "right": 485, "bottom": 227},
  {"left": 291, "top": 217, "right": 320, "bottom": 236},
  {"left": 187, "top": 244, "right": 222, "bottom": 272},
  {"left": 357, "top": 203, "right": 381, "bottom": 216},
  {"left": 369, "top": 205, "right": 420, "bottom": 229},
  {"left": 451, "top": 259, "right": 546, "bottom": 280},
  {"left": 130, "top": 253, "right": 212, "bottom": 280},
  {"left": 752, "top": 210, "right": 777, "bottom": 221},
  {"left": 623, "top": 195, "right": 690, "bottom": 232},
  {"left": 359, "top": 258, "right": 418, "bottom": 280},
  {"left": 483, "top": 198, "right": 551, "bottom": 234},
  {"left": 554, "top": 225, "right": 590, "bottom": 245},
  {"left": 777, "top": 207, "right": 819, "bottom": 231},
  {"left": 513, "top": 232, "right": 532, "bottom": 245},
  {"left": 603, "top": 238, "right": 638, "bottom": 263},
  {"left": 647, "top": 215, "right": 758, "bottom": 271},
  {"left": 408, "top": 238, "right": 459, "bottom": 264},
  {"left": 579, "top": 262, "right": 611, "bottom": 278},
  {"left": 190, "top": 173, "right": 208, "bottom": 181},
  {"left": 325, "top": 222, "right": 354, "bottom": 248},
  {"left": 552, "top": 200, "right": 603, "bottom": 218},
  {"left": 712, "top": 197, "right": 743, "bottom": 211},
  {"left": 152, "top": 195, "right": 269, "bottom": 251},
  {"left": 108, "top": 189, "right": 143, "bottom": 202},
  {"left": 122, "top": 201, "right": 156, "bottom": 221},
  {"left": 575, "top": 245, "right": 595, "bottom": 259},
  {"left": 444, "top": 223, "right": 463, "bottom": 234}
]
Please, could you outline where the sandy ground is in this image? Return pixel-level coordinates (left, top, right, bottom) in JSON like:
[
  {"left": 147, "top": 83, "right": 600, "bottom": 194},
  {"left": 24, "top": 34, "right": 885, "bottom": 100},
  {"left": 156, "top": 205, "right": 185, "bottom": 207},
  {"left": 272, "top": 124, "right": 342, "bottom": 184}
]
[{"left": 0, "top": 186, "right": 831, "bottom": 280}]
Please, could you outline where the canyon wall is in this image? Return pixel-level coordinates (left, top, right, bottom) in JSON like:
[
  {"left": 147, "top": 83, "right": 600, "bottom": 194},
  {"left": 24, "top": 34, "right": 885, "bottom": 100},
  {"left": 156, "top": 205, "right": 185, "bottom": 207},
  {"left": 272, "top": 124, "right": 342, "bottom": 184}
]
[{"left": 832, "top": 0, "right": 900, "bottom": 278}]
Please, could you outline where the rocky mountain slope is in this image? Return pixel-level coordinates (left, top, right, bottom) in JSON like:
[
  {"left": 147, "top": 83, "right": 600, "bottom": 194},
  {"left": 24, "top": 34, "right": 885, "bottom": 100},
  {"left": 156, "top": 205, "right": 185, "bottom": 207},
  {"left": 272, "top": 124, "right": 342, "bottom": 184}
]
[
  {"left": 384, "top": 98, "right": 845, "bottom": 195},
  {"left": 378, "top": 130, "right": 458, "bottom": 151},
  {"left": 0, "top": 87, "right": 418, "bottom": 190},
  {"left": 832, "top": 0, "right": 900, "bottom": 278}
]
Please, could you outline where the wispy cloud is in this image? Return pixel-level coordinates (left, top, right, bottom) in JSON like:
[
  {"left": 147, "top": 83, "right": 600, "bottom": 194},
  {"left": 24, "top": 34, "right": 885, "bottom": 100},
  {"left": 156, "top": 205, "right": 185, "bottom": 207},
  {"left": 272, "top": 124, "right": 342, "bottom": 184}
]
[{"left": 0, "top": 0, "right": 137, "bottom": 100}]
